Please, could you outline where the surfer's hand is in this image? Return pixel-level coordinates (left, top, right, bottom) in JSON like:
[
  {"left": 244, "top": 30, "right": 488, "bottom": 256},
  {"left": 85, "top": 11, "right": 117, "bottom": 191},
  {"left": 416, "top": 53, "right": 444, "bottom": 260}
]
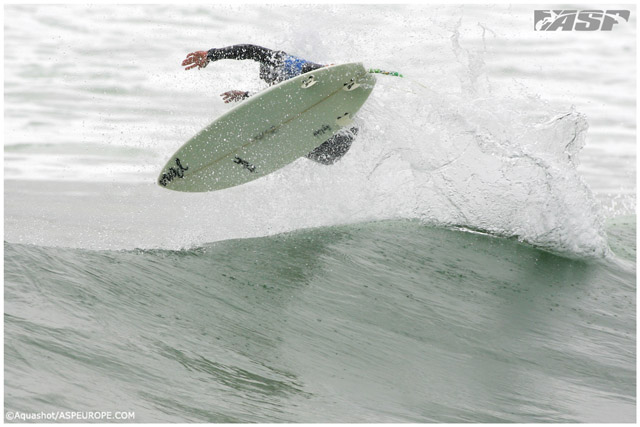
[
  {"left": 221, "top": 90, "right": 248, "bottom": 103},
  {"left": 182, "top": 51, "right": 210, "bottom": 70}
]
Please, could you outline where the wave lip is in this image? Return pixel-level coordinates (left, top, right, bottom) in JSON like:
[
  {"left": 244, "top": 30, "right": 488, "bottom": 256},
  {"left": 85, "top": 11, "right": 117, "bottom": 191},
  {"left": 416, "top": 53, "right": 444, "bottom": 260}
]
[{"left": 366, "top": 80, "right": 611, "bottom": 259}]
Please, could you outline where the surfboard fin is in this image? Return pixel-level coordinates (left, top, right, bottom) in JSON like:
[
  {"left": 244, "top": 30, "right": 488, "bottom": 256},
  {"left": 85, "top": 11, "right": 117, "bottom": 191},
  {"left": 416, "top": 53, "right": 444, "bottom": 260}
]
[
  {"left": 301, "top": 75, "right": 317, "bottom": 88},
  {"left": 343, "top": 78, "right": 360, "bottom": 91},
  {"left": 336, "top": 112, "right": 353, "bottom": 127}
]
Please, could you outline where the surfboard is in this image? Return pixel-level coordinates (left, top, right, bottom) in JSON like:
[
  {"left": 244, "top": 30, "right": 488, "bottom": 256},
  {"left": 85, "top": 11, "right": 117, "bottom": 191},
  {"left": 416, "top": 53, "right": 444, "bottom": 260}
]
[{"left": 157, "top": 62, "right": 376, "bottom": 192}]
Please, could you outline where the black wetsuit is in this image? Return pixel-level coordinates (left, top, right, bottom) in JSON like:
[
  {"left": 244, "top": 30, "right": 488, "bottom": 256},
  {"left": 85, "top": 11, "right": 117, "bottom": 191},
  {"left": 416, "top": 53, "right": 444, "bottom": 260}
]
[{"left": 206, "top": 44, "right": 357, "bottom": 165}]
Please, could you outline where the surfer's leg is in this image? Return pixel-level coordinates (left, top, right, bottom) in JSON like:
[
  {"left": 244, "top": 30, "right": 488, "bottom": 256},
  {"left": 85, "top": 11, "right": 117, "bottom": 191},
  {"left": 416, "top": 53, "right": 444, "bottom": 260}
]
[{"left": 305, "top": 127, "right": 358, "bottom": 165}]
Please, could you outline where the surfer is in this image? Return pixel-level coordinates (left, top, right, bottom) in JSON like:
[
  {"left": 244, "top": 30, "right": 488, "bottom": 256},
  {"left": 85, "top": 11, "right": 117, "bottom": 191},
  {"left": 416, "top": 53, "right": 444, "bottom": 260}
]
[{"left": 182, "top": 44, "right": 357, "bottom": 165}]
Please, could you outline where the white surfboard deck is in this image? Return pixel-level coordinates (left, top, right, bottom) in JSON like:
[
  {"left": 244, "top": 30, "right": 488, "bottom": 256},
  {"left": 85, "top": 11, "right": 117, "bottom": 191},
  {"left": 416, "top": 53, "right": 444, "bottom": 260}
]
[{"left": 158, "top": 62, "right": 376, "bottom": 192}]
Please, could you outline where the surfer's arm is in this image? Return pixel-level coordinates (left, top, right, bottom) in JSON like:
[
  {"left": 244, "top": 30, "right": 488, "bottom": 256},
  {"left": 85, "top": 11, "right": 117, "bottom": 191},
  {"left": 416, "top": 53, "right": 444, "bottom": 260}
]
[
  {"left": 206, "top": 44, "right": 284, "bottom": 67},
  {"left": 182, "top": 45, "right": 283, "bottom": 70}
]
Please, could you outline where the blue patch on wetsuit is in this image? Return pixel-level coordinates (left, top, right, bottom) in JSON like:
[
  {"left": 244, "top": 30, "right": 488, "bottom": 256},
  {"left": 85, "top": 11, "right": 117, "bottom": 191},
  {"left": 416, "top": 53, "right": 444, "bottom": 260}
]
[{"left": 282, "top": 55, "right": 310, "bottom": 80}]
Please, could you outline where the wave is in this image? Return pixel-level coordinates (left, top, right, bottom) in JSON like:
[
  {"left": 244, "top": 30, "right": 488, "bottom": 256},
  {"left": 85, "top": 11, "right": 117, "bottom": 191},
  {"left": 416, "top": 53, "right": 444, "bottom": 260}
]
[{"left": 4, "top": 219, "right": 635, "bottom": 422}]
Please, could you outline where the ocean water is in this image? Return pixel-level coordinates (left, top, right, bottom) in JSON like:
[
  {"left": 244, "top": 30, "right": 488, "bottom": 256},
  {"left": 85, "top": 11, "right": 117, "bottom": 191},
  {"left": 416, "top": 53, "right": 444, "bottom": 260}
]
[{"left": 4, "top": 4, "right": 636, "bottom": 423}]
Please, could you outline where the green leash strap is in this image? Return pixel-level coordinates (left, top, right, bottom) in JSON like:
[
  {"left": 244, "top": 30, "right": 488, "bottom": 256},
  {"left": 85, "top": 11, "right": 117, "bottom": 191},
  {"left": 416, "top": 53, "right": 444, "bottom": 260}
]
[{"left": 368, "top": 68, "right": 404, "bottom": 78}]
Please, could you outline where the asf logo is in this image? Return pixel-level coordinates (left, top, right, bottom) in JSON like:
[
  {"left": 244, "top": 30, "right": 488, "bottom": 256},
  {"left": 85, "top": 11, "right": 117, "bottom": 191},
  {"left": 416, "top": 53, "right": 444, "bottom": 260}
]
[{"left": 534, "top": 10, "right": 630, "bottom": 31}]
